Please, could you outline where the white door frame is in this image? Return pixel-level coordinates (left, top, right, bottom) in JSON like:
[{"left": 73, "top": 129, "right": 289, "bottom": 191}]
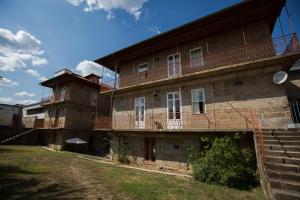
[
  {"left": 167, "top": 91, "right": 182, "bottom": 129},
  {"left": 167, "top": 53, "right": 181, "bottom": 77},
  {"left": 134, "top": 97, "right": 145, "bottom": 129}
]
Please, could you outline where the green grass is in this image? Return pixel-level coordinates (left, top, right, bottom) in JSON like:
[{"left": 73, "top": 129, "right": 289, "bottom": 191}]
[{"left": 0, "top": 145, "right": 265, "bottom": 200}]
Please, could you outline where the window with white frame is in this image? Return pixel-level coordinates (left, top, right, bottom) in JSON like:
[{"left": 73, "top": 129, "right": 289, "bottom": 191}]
[
  {"left": 138, "top": 63, "right": 148, "bottom": 73},
  {"left": 190, "top": 47, "right": 204, "bottom": 68},
  {"left": 191, "top": 88, "right": 205, "bottom": 114}
]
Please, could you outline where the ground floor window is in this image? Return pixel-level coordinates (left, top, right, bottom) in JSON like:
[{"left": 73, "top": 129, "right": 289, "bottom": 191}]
[{"left": 144, "top": 138, "right": 155, "bottom": 161}]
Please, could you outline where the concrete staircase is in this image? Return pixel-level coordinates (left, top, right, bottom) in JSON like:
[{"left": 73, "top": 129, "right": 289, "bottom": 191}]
[{"left": 264, "top": 130, "right": 300, "bottom": 200}]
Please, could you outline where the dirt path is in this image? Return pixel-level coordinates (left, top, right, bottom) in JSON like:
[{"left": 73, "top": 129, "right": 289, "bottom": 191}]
[{"left": 68, "top": 159, "right": 115, "bottom": 200}]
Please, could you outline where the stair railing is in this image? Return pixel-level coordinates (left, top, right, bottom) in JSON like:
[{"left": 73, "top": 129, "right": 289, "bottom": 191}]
[{"left": 249, "top": 109, "right": 266, "bottom": 164}]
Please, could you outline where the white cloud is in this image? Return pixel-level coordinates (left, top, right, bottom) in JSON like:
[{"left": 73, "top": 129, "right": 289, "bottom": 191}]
[
  {"left": 0, "top": 28, "right": 48, "bottom": 72},
  {"left": 18, "top": 99, "right": 37, "bottom": 105},
  {"left": 0, "top": 77, "right": 19, "bottom": 87},
  {"left": 74, "top": 60, "right": 115, "bottom": 82},
  {"left": 14, "top": 91, "right": 35, "bottom": 97},
  {"left": 0, "top": 96, "right": 37, "bottom": 105},
  {"left": 32, "top": 56, "right": 48, "bottom": 66},
  {"left": 67, "top": 0, "right": 147, "bottom": 20},
  {"left": 149, "top": 26, "right": 161, "bottom": 35},
  {"left": 66, "top": 0, "right": 83, "bottom": 6},
  {"left": 26, "top": 69, "right": 48, "bottom": 81}
]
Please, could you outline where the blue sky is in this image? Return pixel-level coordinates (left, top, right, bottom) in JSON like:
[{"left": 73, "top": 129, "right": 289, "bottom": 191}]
[{"left": 0, "top": 0, "right": 299, "bottom": 105}]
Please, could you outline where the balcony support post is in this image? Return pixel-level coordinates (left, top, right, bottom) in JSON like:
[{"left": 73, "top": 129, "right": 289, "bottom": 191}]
[
  {"left": 205, "top": 33, "right": 209, "bottom": 55},
  {"left": 240, "top": 19, "right": 247, "bottom": 46},
  {"left": 278, "top": 17, "right": 288, "bottom": 48},
  {"left": 284, "top": 4, "right": 295, "bottom": 35}
]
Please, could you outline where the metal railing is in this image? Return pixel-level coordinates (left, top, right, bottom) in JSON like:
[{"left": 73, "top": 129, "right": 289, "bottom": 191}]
[
  {"left": 41, "top": 93, "right": 70, "bottom": 104},
  {"left": 289, "top": 99, "right": 300, "bottom": 124},
  {"left": 118, "top": 33, "right": 300, "bottom": 88},
  {"left": 249, "top": 109, "right": 266, "bottom": 164},
  {"left": 94, "top": 108, "right": 254, "bottom": 131},
  {"left": 23, "top": 119, "right": 94, "bottom": 129}
]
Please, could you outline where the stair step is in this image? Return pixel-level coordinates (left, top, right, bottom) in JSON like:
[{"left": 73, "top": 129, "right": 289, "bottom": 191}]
[
  {"left": 264, "top": 132, "right": 300, "bottom": 136},
  {"left": 270, "top": 178, "right": 300, "bottom": 193},
  {"left": 264, "top": 136, "right": 300, "bottom": 140},
  {"left": 266, "top": 145, "right": 300, "bottom": 152},
  {"left": 266, "top": 156, "right": 300, "bottom": 165},
  {"left": 265, "top": 162, "right": 300, "bottom": 173},
  {"left": 273, "top": 189, "right": 300, "bottom": 200},
  {"left": 264, "top": 140, "right": 300, "bottom": 146},
  {"left": 267, "top": 169, "right": 300, "bottom": 182},
  {"left": 266, "top": 150, "right": 300, "bottom": 158}
]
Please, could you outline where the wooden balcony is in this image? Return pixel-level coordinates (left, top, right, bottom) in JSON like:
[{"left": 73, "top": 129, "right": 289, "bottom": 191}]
[
  {"left": 119, "top": 33, "right": 300, "bottom": 88},
  {"left": 94, "top": 108, "right": 254, "bottom": 132}
]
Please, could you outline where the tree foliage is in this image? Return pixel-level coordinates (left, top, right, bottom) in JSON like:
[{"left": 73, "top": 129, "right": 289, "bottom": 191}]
[{"left": 188, "top": 135, "right": 258, "bottom": 189}]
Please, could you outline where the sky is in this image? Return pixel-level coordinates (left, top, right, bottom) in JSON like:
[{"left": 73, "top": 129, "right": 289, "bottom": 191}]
[{"left": 0, "top": 0, "right": 299, "bottom": 105}]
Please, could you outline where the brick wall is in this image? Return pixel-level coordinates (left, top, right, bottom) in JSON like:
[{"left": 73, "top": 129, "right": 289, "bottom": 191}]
[{"left": 118, "top": 21, "right": 273, "bottom": 88}]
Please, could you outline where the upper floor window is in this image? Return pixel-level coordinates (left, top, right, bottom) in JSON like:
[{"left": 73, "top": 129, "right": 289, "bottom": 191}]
[
  {"left": 138, "top": 63, "right": 148, "bottom": 73},
  {"left": 90, "top": 91, "right": 97, "bottom": 106},
  {"left": 60, "top": 87, "right": 66, "bottom": 101},
  {"left": 191, "top": 88, "right": 205, "bottom": 114},
  {"left": 190, "top": 47, "right": 204, "bottom": 68},
  {"left": 168, "top": 53, "right": 181, "bottom": 77}
]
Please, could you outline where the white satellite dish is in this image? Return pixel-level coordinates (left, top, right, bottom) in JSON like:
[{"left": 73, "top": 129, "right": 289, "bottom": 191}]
[{"left": 273, "top": 71, "right": 288, "bottom": 85}]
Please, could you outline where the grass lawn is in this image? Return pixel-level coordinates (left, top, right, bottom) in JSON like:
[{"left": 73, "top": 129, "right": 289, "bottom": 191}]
[{"left": 0, "top": 145, "right": 265, "bottom": 200}]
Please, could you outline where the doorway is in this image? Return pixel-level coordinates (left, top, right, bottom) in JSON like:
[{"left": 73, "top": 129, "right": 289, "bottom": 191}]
[
  {"left": 144, "top": 138, "right": 156, "bottom": 161},
  {"left": 135, "top": 97, "right": 145, "bottom": 129},
  {"left": 167, "top": 91, "right": 182, "bottom": 129}
]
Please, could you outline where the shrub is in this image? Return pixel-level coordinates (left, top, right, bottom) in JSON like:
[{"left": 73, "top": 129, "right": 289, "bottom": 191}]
[{"left": 188, "top": 134, "right": 257, "bottom": 189}]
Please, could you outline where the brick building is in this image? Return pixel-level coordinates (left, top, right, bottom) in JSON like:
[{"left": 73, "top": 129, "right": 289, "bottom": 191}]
[
  {"left": 94, "top": 0, "right": 300, "bottom": 198},
  {"left": 38, "top": 69, "right": 112, "bottom": 153}
]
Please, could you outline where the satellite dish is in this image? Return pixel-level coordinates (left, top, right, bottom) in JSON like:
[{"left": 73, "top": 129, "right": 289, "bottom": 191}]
[{"left": 273, "top": 71, "right": 288, "bottom": 85}]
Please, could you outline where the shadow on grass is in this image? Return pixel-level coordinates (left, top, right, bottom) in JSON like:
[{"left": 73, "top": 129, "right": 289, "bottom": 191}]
[{"left": 0, "top": 165, "right": 87, "bottom": 200}]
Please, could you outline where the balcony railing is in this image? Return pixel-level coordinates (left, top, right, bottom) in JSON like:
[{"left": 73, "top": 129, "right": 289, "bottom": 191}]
[
  {"left": 23, "top": 119, "right": 93, "bottom": 129},
  {"left": 119, "top": 33, "right": 300, "bottom": 88},
  {"left": 41, "top": 93, "right": 70, "bottom": 104},
  {"left": 94, "top": 117, "right": 111, "bottom": 129},
  {"left": 94, "top": 108, "right": 254, "bottom": 131}
]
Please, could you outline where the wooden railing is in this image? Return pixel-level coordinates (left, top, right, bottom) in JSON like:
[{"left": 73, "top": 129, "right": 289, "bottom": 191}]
[{"left": 119, "top": 33, "right": 300, "bottom": 88}]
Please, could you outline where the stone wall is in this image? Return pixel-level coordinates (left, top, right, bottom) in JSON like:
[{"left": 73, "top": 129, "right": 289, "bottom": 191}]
[{"left": 114, "top": 65, "right": 293, "bottom": 130}]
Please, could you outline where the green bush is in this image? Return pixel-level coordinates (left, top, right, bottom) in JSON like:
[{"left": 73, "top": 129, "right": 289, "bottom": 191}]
[{"left": 188, "top": 134, "right": 257, "bottom": 189}]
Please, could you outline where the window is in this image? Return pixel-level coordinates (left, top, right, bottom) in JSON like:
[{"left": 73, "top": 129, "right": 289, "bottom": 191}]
[
  {"left": 190, "top": 47, "right": 204, "bottom": 68},
  {"left": 138, "top": 63, "right": 148, "bottom": 73},
  {"left": 90, "top": 91, "right": 97, "bottom": 106},
  {"left": 191, "top": 88, "right": 205, "bottom": 114},
  {"left": 27, "top": 108, "right": 44, "bottom": 115},
  {"left": 168, "top": 53, "right": 181, "bottom": 77}
]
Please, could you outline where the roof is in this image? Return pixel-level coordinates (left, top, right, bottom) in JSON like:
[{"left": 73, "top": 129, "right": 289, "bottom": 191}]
[
  {"left": 100, "top": 83, "right": 113, "bottom": 92},
  {"left": 23, "top": 102, "right": 43, "bottom": 108},
  {"left": 40, "top": 71, "right": 101, "bottom": 89},
  {"left": 85, "top": 73, "right": 101, "bottom": 79},
  {"left": 95, "top": 0, "right": 285, "bottom": 72}
]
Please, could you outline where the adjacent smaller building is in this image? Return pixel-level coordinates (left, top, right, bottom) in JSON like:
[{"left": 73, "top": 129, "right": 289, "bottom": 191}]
[
  {"left": 0, "top": 103, "right": 23, "bottom": 128},
  {"left": 38, "top": 69, "right": 112, "bottom": 153},
  {"left": 22, "top": 102, "right": 45, "bottom": 128}
]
